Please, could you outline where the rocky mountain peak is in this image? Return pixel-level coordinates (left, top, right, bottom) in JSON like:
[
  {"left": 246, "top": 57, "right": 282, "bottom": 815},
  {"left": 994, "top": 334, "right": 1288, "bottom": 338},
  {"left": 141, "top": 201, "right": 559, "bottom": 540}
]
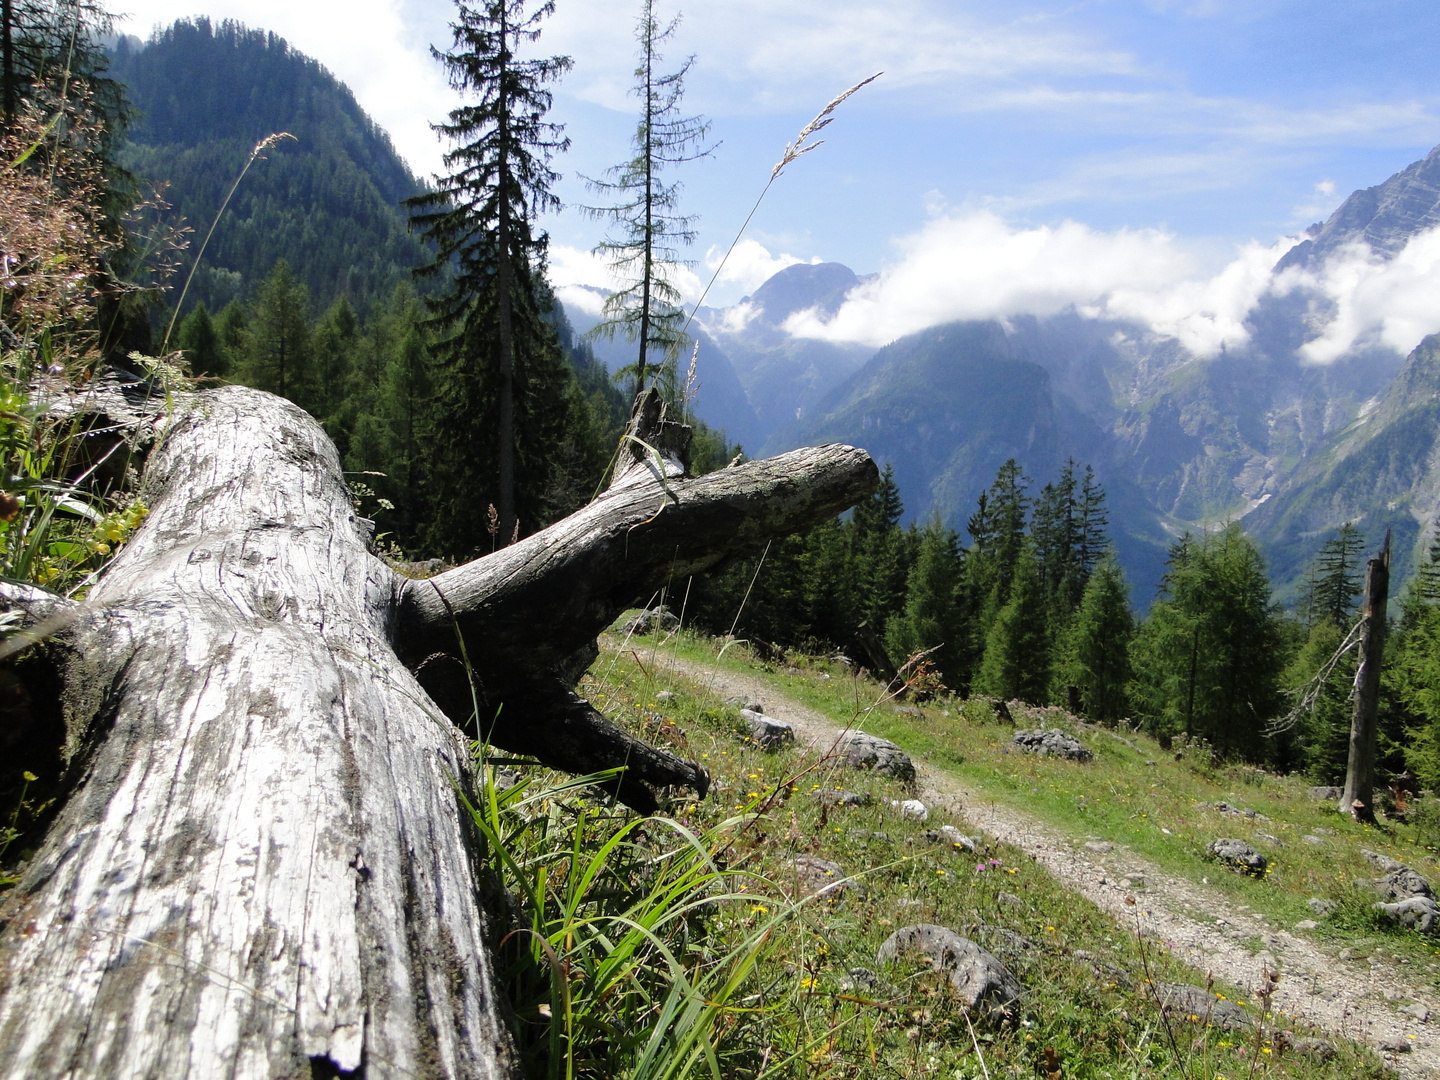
[{"left": 1275, "top": 142, "right": 1440, "bottom": 273}]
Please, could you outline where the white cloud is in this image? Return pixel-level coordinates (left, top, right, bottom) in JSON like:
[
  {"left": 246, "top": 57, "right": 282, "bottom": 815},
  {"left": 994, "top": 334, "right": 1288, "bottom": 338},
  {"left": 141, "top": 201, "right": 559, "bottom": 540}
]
[
  {"left": 1281, "top": 229, "right": 1440, "bottom": 363},
  {"left": 547, "top": 242, "right": 704, "bottom": 303},
  {"left": 1095, "top": 236, "right": 1298, "bottom": 355},
  {"left": 702, "top": 239, "right": 819, "bottom": 297},
  {"left": 782, "top": 204, "right": 1440, "bottom": 365},
  {"left": 784, "top": 209, "right": 1297, "bottom": 354},
  {"left": 542, "top": 0, "right": 1138, "bottom": 114}
]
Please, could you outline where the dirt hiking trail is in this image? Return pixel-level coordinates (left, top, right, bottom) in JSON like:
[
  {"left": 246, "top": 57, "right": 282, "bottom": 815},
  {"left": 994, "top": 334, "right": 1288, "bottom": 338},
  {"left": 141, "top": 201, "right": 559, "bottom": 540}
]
[{"left": 655, "top": 652, "right": 1440, "bottom": 1079}]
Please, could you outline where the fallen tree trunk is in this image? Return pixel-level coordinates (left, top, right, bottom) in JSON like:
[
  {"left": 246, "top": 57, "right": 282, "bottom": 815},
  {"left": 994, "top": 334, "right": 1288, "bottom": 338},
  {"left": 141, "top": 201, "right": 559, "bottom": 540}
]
[{"left": 0, "top": 383, "right": 877, "bottom": 1078}]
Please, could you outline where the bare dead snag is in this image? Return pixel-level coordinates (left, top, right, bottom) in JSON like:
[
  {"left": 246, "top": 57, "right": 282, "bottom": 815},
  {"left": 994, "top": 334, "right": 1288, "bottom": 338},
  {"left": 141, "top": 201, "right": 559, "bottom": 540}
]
[
  {"left": 1342, "top": 530, "right": 1391, "bottom": 824},
  {"left": 0, "top": 382, "right": 877, "bottom": 1079}
]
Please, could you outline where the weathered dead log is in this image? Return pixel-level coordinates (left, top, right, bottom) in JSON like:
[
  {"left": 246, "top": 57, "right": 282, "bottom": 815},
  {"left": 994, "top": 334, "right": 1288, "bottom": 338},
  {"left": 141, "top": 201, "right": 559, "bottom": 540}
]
[{"left": 0, "top": 383, "right": 877, "bottom": 1078}]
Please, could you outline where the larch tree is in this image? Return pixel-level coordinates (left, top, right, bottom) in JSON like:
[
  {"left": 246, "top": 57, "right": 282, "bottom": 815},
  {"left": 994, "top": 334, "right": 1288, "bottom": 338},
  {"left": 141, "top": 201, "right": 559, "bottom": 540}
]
[
  {"left": 1130, "top": 526, "right": 1283, "bottom": 757},
  {"left": 584, "top": 0, "right": 712, "bottom": 397},
  {"left": 409, "top": 0, "right": 571, "bottom": 548}
]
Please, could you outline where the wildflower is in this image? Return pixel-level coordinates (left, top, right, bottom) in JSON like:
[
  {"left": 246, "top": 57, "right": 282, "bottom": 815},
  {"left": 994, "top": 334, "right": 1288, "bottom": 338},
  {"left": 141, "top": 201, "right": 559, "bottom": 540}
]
[
  {"left": 750, "top": 904, "right": 769, "bottom": 915},
  {"left": 799, "top": 977, "right": 818, "bottom": 990}
]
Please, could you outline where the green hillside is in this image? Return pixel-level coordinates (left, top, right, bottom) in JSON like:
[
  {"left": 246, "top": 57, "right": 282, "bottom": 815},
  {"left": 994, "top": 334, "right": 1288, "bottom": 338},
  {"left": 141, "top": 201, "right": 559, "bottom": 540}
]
[{"left": 109, "top": 18, "right": 429, "bottom": 320}]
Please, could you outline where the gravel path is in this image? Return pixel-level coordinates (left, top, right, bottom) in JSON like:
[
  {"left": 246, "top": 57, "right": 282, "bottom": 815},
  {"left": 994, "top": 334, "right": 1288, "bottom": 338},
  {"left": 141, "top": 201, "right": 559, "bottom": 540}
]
[{"left": 652, "top": 652, "right": 1440, "bottom": 1079}]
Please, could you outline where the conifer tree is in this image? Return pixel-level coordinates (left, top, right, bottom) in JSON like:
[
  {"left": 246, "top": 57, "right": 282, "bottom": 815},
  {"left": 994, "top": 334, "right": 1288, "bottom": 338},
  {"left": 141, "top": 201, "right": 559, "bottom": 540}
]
[
  {"left": 1055, "top": 553, "right": 1133, "bottom": 723},
  {"left": 583, "top": 0, "right": 712, "bottom": 396},
  {"left": 886, "top": 518, "right": 966, "bottom": 688},
  {"left": 235, "top": 259, "right": 313, "bottom": 407},
  {"left": 310, "top": 296, "right": 360, "bottom": 421},
  {"left": 1032, "top": 459, "right": 1083, "bottom": 616},
  {"left": 409, "top": 0, "right": 572, "bottom": 547},
  {"left": 851, "top": 464, "right": 910, "bottom": 633},
  {"left": 965, "top": 459, "right": 1030, "bottom": 635},
  {"left": 1077, "top": 463, "right": 1109, "bottom": 579},
  {"left": 1129, "top": 526, "right": 1282, "bottom": 756},
  {"left": 974, "top": 544, "right": 1048, "bottom": 703},
  {"left": 177, "top": 301, "right": 225, "bottom": 378},
  {"left": 1303, "top": 522, "right": 1365, "bottom": 629}
]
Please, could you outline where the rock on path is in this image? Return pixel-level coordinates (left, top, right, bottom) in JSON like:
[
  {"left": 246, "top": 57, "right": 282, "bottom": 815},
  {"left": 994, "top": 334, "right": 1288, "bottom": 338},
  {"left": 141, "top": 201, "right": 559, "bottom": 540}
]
[{"left": 645, "top": 649, "right": 1440, "bottom": 1079}]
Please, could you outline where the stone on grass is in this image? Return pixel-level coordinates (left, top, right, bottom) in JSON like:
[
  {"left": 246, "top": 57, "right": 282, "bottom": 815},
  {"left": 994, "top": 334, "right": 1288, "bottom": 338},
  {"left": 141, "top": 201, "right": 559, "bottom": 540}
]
[
  {"left": 838, "top": 967, "right": 897, "bottom": 996},
  {"left": 792, "top": 855, "right": 859, "bottom": 903},
  {"left": 839, "top": 732, "right": 917, "bottom": 782},
  {"left": 1284, "top": 1036, "right": 1337, "bottom": 1061},
  {"left": 996, "top": 891, "right": 1023, "bottom": 909},
  {"left": 1373, "top": 896, "right": 1440, "bottom": 934},
  {"left": 1309, "top": 785, "right": 1343, "bottom": 802},
  {"left": 1302, "top": 835, "right": 1327, "bottom": 846},
  {"left": 1155, "top": 984, "right": 1251, "bottom": 1030},
  {"left": 1307, "top": 897, "right": 1339, "bottom": 916},
  {"left": 621, "top": 605, "right": 680, "bottom": 636},
  {"left": 1206, "top": 838, "right": 1267, "bottom": 877},
  {"left": 1374, "top": 866, "right": 1435, "bottom": 903},
  {"left": 976, "top": 925, "right": 1037, "bottom": 959},
  {"left": 877, "top": 924, "right": 1024, "bottom": 1021},
  {"left": 891, "top": 798, "right": 929, "bottom": 821},
  {"left": 1083, "top": 839, "right": 1114, "bottom": 854},
  {"left": 815, "top": 789, "right": 871, "bottom": 808},
  {"left": 1205, "top": 801, "right": 1269, "bottom": 821},
  {"left": 738, "top": 708, "right": 794, "bottom": 750},
  {"left": 920, "top": 825, "right": 976, "bottom": 852},
  {"left": 1011, "top": 728, "right": 1093, "bottom": 762},
  {"left": 1294, "top": 920, "right": 1319, "bottom": 931},
  {"left": 1363, "top": 849, "right": 1406, "bottom": 874}
]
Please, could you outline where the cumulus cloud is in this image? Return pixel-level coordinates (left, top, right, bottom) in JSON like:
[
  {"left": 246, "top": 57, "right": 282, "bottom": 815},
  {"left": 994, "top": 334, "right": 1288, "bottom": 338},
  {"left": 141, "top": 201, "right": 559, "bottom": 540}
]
[
  {"left": 702, "top": 239, "right": 820, "bottom": 297},
  {"left": 784, "top": 209, "right": 1298, "bottom": 355},
  {"left": 1282, "top": 228, "right": 1440, "bottom": 363},
  {"left": 784, "top": 206, "right": 1440, "bottom": 365}
]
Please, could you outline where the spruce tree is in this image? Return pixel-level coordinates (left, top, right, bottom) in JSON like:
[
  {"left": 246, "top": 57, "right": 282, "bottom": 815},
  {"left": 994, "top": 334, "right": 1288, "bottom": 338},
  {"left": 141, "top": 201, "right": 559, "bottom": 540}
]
[
  {"left": 409, "top": 0, "right": 571, "bottom": 546},
  {"left": 965, "top": 459, "right": 1030, "bottom": 636},
  {"left": 974, "top": 544, "right": 1049, "bottom": 703},
  {"left": 235, "top": 260, "right": 313, "bottom": 407},
  {"left": 851, "top": 464, "right": 909, "bottom": 634},
  {"left": 1304, "top": 522, "right": 1365, "bottom": 629},
  {"left": 177, "top": 302, "right": 225, "bottom": 378},
  {"left": 1056, "top": 553, "right": 1133, "bottom": 723},
  {"left": 583, "top": 0, "right": 712, "bottom": 396},
  {"left": 311, "top": 297, "right": 360, "bottom": 422},
  {"left": 1032, "top": 459, "right": 1082, "bottom": 615},
  {"left": 887, "top": 518, "right": 966, "bottom": 689},
  {"left": 1077, "top": 463, "right": 1109, "bottom": 579}
]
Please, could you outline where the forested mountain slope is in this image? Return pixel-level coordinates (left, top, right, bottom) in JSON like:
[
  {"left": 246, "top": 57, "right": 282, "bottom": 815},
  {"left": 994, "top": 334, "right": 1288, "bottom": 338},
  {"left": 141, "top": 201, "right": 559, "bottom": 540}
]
[{"left": 109, "top": 18, "right": 428, "bottom": 319}]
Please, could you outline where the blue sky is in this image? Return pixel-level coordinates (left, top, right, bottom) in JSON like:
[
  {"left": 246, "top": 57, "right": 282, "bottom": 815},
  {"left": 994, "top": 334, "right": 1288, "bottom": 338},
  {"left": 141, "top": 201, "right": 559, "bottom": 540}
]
[{"left": 116, "top": 0, "right": 1440, "bottom": 347}]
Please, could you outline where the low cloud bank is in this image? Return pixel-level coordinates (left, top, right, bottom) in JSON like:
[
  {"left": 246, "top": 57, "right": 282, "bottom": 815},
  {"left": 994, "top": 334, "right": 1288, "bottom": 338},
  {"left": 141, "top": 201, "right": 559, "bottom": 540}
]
[{"left": 783, "top": 209, "right": 1440, "bottom": 363}]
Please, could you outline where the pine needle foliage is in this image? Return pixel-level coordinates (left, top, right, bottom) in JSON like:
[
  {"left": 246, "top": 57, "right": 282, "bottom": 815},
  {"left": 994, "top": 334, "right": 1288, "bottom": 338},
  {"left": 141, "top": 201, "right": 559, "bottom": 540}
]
[
  {"left": 583, "top": 0, "right": 713, "bottom": 397},
  {"left": 409, "top": 0, "right": 572, "bottom": 545}
]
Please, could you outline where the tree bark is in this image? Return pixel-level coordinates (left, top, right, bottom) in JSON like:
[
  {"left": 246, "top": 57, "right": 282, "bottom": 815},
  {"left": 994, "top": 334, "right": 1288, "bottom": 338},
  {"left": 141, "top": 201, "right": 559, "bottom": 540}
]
[
  {"left": 0, "top": 382, "right": 877, "bottom": 1078},
  {"left": 1342, "top": 531, "right": 1390, "bottom": 824}
]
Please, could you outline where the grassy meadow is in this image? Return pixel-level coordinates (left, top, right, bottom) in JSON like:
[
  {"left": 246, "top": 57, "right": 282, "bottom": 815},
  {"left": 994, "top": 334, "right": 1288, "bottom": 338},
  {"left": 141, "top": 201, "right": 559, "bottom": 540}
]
[{"left": 468, "top": 615, "right": 1428, "bottom": 1079}]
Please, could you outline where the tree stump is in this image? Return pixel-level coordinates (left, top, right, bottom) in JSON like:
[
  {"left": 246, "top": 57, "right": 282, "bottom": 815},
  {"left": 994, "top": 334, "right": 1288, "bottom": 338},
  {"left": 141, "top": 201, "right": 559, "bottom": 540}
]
[{"left": 0, "top": 383, "right": 877, "bottom": 1078}]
